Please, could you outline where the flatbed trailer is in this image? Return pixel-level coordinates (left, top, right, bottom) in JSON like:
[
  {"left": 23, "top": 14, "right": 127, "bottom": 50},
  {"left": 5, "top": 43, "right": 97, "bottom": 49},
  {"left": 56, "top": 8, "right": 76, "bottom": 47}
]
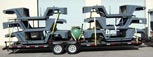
[{"left": 2, "top": 5, "right": 146, "bottom": 54}]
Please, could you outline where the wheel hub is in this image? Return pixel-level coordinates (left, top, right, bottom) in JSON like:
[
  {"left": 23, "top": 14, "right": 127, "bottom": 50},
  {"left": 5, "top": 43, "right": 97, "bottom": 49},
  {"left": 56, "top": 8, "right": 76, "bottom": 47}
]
[
  {"left": 68, "top": 45, "right": 77, "bottom": 53},
  {"left": 53, "top": 45, "right": 62, "bottom": 53}
]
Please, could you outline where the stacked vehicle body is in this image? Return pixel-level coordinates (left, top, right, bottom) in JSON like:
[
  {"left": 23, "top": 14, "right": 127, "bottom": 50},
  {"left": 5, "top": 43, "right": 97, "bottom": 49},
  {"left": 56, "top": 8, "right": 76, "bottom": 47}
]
[
  {"left": 82, "top": 5, "right": 146, "bottom": 46},
  {"left": 65, "top": 5, "right": 146, "bottom": 54},
  {"left": 2, "top": 5, "right": 146, "bottom": 54},
  {"left": 2, "top": 7, "right": 69, "bottom": 53}
]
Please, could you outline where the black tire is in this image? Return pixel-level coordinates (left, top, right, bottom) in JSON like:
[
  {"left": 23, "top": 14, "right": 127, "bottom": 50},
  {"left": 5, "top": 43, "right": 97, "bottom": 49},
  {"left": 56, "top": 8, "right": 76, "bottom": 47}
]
[
  {"left": 66, "top": 44, "right": 80, "bottom": 54},
  {"left": 49, "top": 45, "right": 53, "bottom": 52},
  {"left": 52, "top": 44, "right": 65, "bottom": 54}
]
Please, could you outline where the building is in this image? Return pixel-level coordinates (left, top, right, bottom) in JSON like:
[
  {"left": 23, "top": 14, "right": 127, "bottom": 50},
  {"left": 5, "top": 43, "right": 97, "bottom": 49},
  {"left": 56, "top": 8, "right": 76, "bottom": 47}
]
[
  {"left": 0, "top": 0, "right": 37, "bottom": 46},
  {"left": 0, "top": 0, "right": 153, "bottom": 46}
]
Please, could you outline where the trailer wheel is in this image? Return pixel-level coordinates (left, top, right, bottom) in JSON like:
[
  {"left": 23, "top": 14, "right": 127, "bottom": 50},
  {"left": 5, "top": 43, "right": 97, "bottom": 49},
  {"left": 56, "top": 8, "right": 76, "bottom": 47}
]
[
  {"left": 66, "top": 44, "right": 80, "bottom": 54},
  {"left": 52, "top": 44, "right": 64, "bottom": 54}
]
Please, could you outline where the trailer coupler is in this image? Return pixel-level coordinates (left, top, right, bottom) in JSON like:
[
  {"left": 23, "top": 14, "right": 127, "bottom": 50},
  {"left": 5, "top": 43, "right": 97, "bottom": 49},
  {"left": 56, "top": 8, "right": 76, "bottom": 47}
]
[
  {"left": 2, "top": 46, "right": 10, "bottom": 51},
  {"left": 2, "top": 41, "right": 10, "bottom": 51}
]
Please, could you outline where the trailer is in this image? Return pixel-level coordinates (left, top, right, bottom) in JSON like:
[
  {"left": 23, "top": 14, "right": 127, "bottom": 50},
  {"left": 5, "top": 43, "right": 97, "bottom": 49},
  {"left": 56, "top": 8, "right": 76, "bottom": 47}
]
[
  {"left": 2, "top": 5, "right": 146, "bottom": 54},
  {"left": 47, "top": 5, "right": 146, "bottom": 54},
  {"left": 62, "top": 5, "right": 146, "bottom": 54}
]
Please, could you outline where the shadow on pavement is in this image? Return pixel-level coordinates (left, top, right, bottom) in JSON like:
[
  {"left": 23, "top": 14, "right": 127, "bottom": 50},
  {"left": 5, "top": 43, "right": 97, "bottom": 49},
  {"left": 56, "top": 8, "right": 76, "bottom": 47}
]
[
  {"left": 80, "top": 46, "right": 139, "bottom": 52},
  {"left": 10, "top": 49, "right": 51, "bottom": 54}
]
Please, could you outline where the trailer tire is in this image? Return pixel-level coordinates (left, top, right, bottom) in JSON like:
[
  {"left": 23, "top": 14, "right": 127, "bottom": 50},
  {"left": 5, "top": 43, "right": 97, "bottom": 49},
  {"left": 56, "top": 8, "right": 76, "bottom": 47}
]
[
  {"left": 52, "top": 44, "right": 65, "bottom": 54},
  {"left": 66, "top": 44, "right": 80, "bottom": 54}
]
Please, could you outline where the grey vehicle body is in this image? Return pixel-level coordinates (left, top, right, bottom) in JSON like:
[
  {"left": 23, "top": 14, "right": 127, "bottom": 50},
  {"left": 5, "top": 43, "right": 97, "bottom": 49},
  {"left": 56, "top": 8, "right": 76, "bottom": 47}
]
[
  {"left": 83, "top": 5, "right": 146, "bottom": 42},
  {"left": 3, "top": 7, "right": 69, "bottom": 45}
]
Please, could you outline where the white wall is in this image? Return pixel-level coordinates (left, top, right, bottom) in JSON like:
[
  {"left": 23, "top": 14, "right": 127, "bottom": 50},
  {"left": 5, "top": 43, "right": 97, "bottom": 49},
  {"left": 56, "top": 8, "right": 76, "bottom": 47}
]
[
  {"left": 0, "top": 0, "right": 37, "bottom": 46},
  {"left": 0, "top": 0, "right": 152, "bottom": 46},
  {"left": 84, "top": 0, "right": 102, "bottom": 29},
  {"left": 146, "top": 0, "right": 153, "bottom": 18},
  {"left": 145, "top": 0, "right": 153, "bottom": 37},
  {"left": 38, "top": 0, "right": 85, "bottom": 30}
]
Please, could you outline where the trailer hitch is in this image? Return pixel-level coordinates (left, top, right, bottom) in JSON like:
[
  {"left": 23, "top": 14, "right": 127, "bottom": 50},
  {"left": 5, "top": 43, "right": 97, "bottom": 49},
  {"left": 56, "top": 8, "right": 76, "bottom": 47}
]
[{"left": 2, "top": 41, "right": 10, "bottom": 51}]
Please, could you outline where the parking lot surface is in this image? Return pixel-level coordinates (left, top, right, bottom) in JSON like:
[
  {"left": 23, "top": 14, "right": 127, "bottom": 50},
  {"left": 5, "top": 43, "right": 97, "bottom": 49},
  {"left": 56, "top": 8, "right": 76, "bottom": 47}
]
[{"left": 0, "top": 45, "right": 153, "bottom": 57}]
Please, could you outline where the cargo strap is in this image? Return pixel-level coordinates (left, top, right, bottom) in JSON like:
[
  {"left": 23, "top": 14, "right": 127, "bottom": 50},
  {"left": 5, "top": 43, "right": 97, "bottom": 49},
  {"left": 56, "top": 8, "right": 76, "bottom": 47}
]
[
  {"left": 94, "top": 17, "right": 97, "bottom": 46},
  {"left": 135, "top": 28, "right": 139, "bottom": 44},
  {"left": 51, "top": 13, "right": 60, "bottom": 34},
  {"left": 71, "top": 33, "right": 77, "bottom": 41}
]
